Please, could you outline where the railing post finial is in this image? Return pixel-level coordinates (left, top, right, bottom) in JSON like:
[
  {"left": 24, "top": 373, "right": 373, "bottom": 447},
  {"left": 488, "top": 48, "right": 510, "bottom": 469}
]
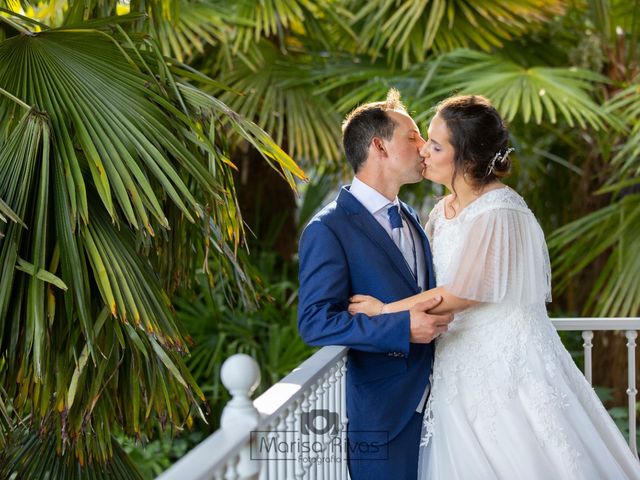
[{"left": 220, "top": 354, "right": 261, "bottom": 429}]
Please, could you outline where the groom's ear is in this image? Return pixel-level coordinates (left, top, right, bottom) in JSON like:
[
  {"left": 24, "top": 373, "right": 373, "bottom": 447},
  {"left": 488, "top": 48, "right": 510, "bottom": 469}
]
[{"left": 372, "top": 137, "right": 387, "bottom": 157}]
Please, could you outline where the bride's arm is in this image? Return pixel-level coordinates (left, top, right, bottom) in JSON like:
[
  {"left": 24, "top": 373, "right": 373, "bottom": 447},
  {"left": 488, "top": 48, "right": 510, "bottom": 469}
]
[
  {"left": 349, "top": 287, "right": 477, "bottom": 316},
  {"left": 386, "top": 287, "right": 476, "bottom": 314}
]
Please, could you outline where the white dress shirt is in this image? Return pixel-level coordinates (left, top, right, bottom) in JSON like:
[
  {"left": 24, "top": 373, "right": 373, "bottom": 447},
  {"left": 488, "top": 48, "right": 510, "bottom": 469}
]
[
  {"left": 349, "top": 176, "right": 400, "bottom": 237},
  {"left": 349, "top": 176, "right": 425, "bottom": 289}
]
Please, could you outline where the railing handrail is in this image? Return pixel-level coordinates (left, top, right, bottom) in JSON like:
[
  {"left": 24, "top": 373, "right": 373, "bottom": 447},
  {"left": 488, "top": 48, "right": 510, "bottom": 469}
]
[
  {"left": 156, "top": 425, "right": 251, "bottom": 480},
  {"left": 551, "top": 317, "right": 640, "bottom": 330},
  {"left": 254, "top": 345, "right": 348, "bottom": 418}
]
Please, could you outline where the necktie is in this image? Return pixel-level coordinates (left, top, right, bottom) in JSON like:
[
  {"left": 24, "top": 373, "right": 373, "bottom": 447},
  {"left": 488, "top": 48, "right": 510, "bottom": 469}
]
[{"left": 387, "top": 205, "right": 416, "bottom": 277}]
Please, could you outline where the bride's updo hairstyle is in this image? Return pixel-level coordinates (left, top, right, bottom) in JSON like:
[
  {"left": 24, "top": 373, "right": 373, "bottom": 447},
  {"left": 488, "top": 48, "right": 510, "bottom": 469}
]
[{"left": 436, "top": 95, "right": 512, "bottom": 187}]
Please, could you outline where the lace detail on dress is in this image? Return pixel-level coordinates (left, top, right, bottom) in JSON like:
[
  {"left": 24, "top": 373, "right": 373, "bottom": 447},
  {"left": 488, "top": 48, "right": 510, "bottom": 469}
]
[
  {"left": 462, "top": 186, "right": 530, "bottom": 220},
  {"left": 420, "top": 392, "right": 436, "bottom": 447}
]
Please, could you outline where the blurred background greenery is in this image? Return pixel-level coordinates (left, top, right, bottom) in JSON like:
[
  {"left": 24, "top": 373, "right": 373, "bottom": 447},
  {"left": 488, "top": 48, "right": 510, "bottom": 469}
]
[{"left": 0, "top": 0, "right": 638, "bottom": 477}]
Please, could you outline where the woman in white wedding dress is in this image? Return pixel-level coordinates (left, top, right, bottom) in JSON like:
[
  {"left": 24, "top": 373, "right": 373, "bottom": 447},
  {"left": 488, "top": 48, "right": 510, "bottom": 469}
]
[{"left": 348, "top": 95, "right": 640, "bottom": 479}]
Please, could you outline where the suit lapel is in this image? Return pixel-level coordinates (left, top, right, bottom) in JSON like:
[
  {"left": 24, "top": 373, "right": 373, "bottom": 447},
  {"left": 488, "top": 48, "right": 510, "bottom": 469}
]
[
  {"left": 401, "top": 203, "right": 436, "bottom": 289},
  {"left": 338, "top": 187, "right": 417, "bottom": 290}
]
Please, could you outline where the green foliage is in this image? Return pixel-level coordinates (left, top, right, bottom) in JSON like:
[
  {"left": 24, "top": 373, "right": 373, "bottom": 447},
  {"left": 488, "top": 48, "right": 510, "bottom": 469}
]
[
  {"left": 0, "top": 5, "right": 304, "bottom": 476},
  {"left": 120, "top": 251, "right": 311, "bottom": 477},
  {"left": 550, "top": 190, "right": 640, "bottom": 316},
  {"left": 118, "top": 429, "right": 204, "bottom": 480},
  {"left": 347, "top": 0, "right": 567, "bottom": 66},
  {"left": 218, "top": 41, "right": 343, "bottom": 164},
  {"left": 176, "top": 251, "right": 312, "bottom": 419},
  {"left": 547, "top": 3, "right": 640, "bottom": 316},
  {"left": 1, "top": 428, "right": 144, "bottom": 480}
]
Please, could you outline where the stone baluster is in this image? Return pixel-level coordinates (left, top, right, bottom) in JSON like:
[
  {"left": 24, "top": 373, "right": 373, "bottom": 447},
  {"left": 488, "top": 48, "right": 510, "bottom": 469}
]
[
  {"left": 213, "top": 465, "right": 225, "bottom": 480},
  {"left": 626, "top": 330, "right": 638, "bottom": 458},
  {"left": 309, "top": 380, "right": 321, "bottom": 480},
  {"left": 220, "top": 354, "right": 262, "bottom": 479},
  {"left": 339, "top": 359, "right": 349, "bottom": 480},
  {"left": 267, "top": 416, "right": 286, "bottom": 480},
  {"left": 224, "top": 459, "right": 239, "bottom": 480},
  {"left": 294, "top": 396, "right": 306, "bottom": 480},
  {"left": 283, "top": 404, "right": 296, "bottom": 480},
  {"left": 322, "top": 371, "right": 332, "bottom": 479},
  {"left": 582, "top": 330, "right": 594, "bottom": 384},
  {"left": 328, "top": 366, "right": 339, "bottom": 479},
  {"left": 302, "top": 387, "right": 314, "bottom": 479}
]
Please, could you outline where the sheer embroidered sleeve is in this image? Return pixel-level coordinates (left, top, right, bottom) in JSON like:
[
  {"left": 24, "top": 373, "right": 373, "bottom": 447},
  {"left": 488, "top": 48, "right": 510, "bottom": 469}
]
[{"left": 445, "top": 194, "right": 551, "bottom": 305}]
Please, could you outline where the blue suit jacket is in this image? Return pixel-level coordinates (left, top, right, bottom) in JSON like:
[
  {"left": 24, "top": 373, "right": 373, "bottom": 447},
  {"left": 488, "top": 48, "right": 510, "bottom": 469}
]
[{"left": 297, "top": 186, "right": 436, "bottom": 443}]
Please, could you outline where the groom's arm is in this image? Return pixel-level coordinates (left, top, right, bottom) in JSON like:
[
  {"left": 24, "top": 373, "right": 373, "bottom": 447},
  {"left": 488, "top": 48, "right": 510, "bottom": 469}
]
[{"left": 297, "top": 220, "right": 411, "bottom": 354}]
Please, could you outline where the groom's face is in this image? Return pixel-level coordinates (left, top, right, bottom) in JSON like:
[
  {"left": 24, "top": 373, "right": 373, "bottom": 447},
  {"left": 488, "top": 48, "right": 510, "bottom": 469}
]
[{"left": 381, "top": 110, "right": 426, "bottom": 184}]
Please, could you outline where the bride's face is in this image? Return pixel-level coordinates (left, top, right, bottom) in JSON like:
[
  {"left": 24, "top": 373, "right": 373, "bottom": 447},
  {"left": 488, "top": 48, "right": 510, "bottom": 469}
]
[{"left": 420, "top": 113, "right": 456, "bottom": 188}]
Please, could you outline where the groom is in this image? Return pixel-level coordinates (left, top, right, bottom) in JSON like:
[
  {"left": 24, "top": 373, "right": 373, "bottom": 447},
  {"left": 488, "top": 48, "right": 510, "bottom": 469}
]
[{"left": 297, "top": 89, "right": 453, "bottom": 479}]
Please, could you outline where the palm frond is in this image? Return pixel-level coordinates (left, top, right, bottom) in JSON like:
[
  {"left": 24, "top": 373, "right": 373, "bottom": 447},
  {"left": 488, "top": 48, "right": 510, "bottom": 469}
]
[
  {"left": 218, "top": 42, "right": 342, "bottom": 164},
  {"left": 605, "top": 80, "right": 640, "bottom": 181},
  {"left": 0, "top": 427, "right": 144, "bottom": 480},
  {"left": 0, "top": 29, "right": 204, "bottom": 229},
  {"left": 347, "top": 0, "right": 566, "bottom": 66},
  {"left": 549, "top": 186, "right": 640, "bottom": 316},
  {"left": 231, "top": 0, "right": 348, "bottom": 53},
  {"left": 312, "top": 50, "right": 611, "bottom": 131},
  {"left": 0, "top": 195, "right": 22, "bottom": 228},
  {"left": 0, "top": 383, "right": 14, "bottom": 451},
  {"left": 147, "top": 0, "right": 239, "bottom": 63},
  {"left": 418, "top": 50, "right": 612, "bottom": 129},
  {"left": 0, "top": 18, "right": 304, "bottom": 469}
]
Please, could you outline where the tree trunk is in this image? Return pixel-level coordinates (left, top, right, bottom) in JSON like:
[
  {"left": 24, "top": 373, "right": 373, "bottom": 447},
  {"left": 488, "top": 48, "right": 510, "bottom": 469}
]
[{"left": 233, "top": 144, "right": 298, "bottom": 261}]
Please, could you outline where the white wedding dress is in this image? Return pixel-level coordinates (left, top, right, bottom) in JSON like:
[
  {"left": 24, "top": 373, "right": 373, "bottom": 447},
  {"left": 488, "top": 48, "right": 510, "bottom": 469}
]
[{"left": 418, "top": 187, "right": 640, "bottom": 479}]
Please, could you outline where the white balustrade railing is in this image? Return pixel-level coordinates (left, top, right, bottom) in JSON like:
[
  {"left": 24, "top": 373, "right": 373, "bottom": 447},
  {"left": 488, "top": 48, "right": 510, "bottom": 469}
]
[
  {"left": 158, "top": 346, "right": 349, "bottom": 480},
  {"left": 551, "top": 317, "right": 640, "bottom": 458},
  {"left": 158, "top": 318, "right": 640, "bottom": 479}
]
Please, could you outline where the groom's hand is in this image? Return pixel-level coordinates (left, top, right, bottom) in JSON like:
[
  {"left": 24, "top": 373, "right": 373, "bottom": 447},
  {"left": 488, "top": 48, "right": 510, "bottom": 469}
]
[{"left": 409, "top": 296, "right": 453, "bottom": 343}]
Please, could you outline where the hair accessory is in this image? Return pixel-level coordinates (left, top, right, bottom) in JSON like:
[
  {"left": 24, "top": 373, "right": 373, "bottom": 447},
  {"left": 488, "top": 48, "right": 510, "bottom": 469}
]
[{"left": 486, "top": 147, "right": 515, "bottom": 176}]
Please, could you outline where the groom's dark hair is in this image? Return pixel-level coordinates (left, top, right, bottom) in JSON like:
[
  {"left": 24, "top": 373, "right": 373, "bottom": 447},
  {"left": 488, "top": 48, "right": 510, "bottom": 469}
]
[{"left": 342, "top": 89, "right": 406, "bottom": 172}]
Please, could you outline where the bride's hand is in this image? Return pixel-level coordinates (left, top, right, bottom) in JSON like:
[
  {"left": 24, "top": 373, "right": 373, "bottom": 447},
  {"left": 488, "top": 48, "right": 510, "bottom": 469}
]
[{"left": 348, "top": 294, "right": 385, "bottom": 316}]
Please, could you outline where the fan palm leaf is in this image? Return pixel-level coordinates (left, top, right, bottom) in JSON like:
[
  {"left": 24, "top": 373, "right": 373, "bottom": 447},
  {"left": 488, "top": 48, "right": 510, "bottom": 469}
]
[
  {"left": 146, "top": 0, "right": 241, "bottom": 63},
  {"left": 605, "top": 81, "right": 640, "bottom": 181},
  {"left": 1, "top": 426, "right": 144, "bottom": 480},
  {"left": 231, "top": 0, "right": 351, "bottom": 53},
  {"left": 425, "top": 50, "right": 613, "bottom": 129},
  {"left": 0, "top": 13, "right": 304, "bottom": 471},
  {"left": 347, "top": 0, "right": 566, "bottom": 66},
  {"left": 0, "top": 195, "right": 22, "bottom": 229},
  {"left": 0, "top": 383, "right": 13, "bottom": 452},
  {"left": 219, "top": 42, "right": 343, "bottom": 163},
  {"left": 549, "top": 73, "right": 640, "bottom": 317},
  {"left": 313, "top": 50, "right": 611, "bottom": 131},
  {"left": 549, "top": 185, "right": 640, "bottom": 316}
]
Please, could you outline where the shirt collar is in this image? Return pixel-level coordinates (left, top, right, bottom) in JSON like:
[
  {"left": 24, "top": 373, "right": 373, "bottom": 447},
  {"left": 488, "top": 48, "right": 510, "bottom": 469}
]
[{"left": 350, "top": 176, "right": 399, "bottom": 215}]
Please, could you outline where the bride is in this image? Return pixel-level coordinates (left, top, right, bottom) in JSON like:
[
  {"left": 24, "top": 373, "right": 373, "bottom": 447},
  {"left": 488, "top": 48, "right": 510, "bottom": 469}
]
[{"left": 348, "top": 95, "right": 640, "bottom": 479}]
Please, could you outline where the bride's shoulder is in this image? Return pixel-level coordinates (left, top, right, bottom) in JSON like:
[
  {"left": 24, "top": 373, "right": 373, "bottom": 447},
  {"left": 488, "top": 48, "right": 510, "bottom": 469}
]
[
  {"left": 427, "top": 195, "right": 449, "bottom": 221},
  {"left": 466, "top": 186, "right": 531, "bottom": 219}
]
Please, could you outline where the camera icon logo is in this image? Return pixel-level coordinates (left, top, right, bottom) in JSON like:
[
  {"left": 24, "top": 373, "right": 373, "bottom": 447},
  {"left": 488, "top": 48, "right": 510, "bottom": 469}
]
[{"left": 300, "top": 409, "right": 340, "bottom": 435}]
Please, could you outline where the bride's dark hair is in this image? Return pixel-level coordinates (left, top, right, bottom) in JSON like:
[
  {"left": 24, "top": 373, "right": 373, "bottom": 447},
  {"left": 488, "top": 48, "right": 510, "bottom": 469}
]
[{"left": 436, "top": 95, "right": 511, "bottom": 188}]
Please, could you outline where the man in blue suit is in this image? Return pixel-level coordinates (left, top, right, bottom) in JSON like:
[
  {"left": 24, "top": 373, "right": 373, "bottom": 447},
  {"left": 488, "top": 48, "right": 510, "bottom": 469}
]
[{"left": 297, "top": 89, "right": 454, "bottom": 479}]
